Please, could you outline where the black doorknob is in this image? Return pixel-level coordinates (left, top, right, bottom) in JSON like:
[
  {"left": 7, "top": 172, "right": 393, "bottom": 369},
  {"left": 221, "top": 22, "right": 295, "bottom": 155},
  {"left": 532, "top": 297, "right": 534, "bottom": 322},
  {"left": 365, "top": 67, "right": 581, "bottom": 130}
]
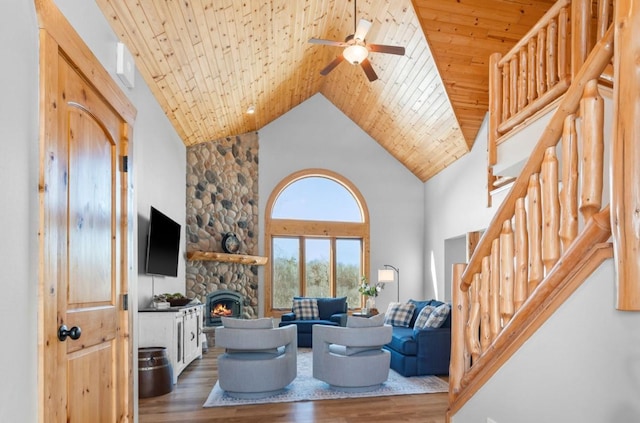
[{"left": 58, "top": 325, "right": 82, "bottom": 341}]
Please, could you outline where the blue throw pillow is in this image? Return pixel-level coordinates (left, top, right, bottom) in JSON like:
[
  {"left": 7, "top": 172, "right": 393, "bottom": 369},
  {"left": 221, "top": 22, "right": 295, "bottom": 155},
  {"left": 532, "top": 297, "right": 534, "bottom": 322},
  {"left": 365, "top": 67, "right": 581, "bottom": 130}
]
[
  {"left": 413, "top": 305, "right": 437, "bottom": 330},
  {"left": 424, "top": 303, "right": 451, "bottom": 328},
  {"left": 408, "top": 299, "right": 432, "bottom": 327}
]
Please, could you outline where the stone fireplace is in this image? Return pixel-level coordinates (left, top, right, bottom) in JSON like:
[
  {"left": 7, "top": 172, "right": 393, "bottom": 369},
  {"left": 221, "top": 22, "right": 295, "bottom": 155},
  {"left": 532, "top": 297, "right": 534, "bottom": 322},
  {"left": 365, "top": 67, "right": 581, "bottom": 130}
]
[
  {"left": 205, "top": 290, "right": 243, "bottom": 326},
  {"left": 184, "top": 132, "right": 260, "bottom": 329}
]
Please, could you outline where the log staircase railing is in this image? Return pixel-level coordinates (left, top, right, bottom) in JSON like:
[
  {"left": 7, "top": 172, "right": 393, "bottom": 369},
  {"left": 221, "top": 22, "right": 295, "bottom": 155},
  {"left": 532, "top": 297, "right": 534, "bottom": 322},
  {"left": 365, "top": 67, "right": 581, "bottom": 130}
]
[
  {"left": 487, "top": 0, "right": 614, "bottom": 167},
  {"left": 447, "top": 20, "right": 615, "bottom": 416}
]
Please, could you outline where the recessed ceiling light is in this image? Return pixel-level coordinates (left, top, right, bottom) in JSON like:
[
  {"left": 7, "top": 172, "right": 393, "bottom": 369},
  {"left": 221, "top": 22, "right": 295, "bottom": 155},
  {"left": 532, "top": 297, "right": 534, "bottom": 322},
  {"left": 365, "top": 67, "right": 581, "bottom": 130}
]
[{"left": 246, "top": 105, "right": 255, "bottom": 114}]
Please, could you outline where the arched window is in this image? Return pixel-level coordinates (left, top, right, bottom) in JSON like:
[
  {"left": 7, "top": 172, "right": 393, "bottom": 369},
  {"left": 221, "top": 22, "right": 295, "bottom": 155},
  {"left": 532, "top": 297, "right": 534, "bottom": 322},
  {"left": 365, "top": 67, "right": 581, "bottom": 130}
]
[{"left": 264, "top": 169, "right": 370, "bottom": 315}]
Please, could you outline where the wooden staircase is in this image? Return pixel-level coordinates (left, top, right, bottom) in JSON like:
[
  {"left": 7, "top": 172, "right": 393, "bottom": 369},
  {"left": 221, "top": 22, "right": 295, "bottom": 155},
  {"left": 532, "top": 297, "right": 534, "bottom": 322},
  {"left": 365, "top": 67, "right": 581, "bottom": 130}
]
[{"left": 447, "top": 0, "right": 640, "bottom": 419}]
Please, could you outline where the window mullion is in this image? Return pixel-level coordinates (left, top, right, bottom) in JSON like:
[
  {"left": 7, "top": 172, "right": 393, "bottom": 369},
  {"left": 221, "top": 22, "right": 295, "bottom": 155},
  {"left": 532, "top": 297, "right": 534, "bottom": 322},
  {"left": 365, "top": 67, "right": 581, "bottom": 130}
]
[{"left": 299, "top": 236, "right": 305, "bottom": 297}]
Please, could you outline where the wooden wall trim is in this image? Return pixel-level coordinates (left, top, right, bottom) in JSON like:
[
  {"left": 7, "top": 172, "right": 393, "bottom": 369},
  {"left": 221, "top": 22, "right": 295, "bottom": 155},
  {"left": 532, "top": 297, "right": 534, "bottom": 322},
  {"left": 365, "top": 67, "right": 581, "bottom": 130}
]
[{"left": 34, "top": 0, "right": 137, "bottom": 126}]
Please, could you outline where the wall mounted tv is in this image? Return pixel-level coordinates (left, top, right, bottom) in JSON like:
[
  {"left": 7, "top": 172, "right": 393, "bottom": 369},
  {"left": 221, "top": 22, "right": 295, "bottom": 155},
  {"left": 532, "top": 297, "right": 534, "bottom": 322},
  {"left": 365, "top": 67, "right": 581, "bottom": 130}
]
[{"left": 145, "top": 206, "right": 181, "bottom": 277}]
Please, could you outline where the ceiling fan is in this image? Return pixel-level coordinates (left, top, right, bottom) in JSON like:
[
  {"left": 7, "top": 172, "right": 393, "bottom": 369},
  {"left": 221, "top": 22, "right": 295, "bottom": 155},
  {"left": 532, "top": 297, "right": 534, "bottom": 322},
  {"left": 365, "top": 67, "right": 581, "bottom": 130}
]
[{"left": 309, "top": 1, "right": 406, "bottom": 82}]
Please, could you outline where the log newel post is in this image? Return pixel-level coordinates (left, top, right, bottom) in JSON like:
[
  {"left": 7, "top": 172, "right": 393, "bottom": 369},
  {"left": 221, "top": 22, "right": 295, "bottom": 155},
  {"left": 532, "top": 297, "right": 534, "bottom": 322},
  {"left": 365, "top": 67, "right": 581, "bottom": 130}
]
[
  {"left": 611, "top": 0, "right": 640, "bottom": 311},
  {"left": 450, "top": 263, "right": 468, "bottom": 400}
]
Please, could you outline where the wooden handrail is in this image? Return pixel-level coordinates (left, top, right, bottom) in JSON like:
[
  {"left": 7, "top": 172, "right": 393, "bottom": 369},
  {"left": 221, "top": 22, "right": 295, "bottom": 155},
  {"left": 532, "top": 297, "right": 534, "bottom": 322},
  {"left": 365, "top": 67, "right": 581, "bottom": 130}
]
[
  {"left": 498, "top": 0, "right": 571, "bottom": 67},
  {"left": 462, "top": 25, "right": 614, "bottom": 289}
]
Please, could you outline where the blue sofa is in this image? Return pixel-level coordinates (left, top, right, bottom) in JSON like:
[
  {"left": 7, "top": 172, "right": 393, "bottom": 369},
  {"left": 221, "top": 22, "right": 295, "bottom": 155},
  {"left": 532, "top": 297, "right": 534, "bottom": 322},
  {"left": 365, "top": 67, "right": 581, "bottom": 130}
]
[
  {"left": 278, "top": 296, "right": 348, "bottom": 347},
  {"left": 383, "top": 299, "right": 451, "bottom": 376}
]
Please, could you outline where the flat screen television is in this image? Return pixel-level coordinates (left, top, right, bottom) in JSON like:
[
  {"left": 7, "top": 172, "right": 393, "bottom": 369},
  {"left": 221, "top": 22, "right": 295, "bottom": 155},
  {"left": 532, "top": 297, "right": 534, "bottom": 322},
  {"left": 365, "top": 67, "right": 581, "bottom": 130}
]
[{"left": 145, "top": 206, "right": 181, "bottom": 277}]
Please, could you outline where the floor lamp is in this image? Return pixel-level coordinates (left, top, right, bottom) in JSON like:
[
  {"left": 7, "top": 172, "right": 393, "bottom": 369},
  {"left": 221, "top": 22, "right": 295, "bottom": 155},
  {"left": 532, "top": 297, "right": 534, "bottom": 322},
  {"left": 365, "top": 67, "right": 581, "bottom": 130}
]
[{"left": 378, "top": 264, "right": 400, "bottom": 302}]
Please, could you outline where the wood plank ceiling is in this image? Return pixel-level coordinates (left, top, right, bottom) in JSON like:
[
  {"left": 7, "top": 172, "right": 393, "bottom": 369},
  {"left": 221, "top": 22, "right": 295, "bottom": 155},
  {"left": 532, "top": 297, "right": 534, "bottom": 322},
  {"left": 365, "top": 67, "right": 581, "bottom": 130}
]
[{"left": 96, "top": 0, "right": 555, "bottom": 182}]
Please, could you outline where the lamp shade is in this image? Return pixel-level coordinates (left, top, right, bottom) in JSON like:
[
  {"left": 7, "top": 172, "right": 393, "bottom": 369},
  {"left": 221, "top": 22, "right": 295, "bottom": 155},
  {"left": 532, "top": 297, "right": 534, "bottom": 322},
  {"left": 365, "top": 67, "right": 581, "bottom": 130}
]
[
  {"left": 378, "top": 269, "right": 395, "bottom": 283},
  {"left": 343, "top": 44, "right": 369, "bottom": 65}
]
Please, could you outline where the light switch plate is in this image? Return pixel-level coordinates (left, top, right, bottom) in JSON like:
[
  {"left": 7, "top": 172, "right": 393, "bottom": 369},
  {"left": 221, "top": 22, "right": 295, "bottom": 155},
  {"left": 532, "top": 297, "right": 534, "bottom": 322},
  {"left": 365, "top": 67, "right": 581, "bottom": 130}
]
[{"left": 116, "top": 42, "right": 135, "bottom": 88}]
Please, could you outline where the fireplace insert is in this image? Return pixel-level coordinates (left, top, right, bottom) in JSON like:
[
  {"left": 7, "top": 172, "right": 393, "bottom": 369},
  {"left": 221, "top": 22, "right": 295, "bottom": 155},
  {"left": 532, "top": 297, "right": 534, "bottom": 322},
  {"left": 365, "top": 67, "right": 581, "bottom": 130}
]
[{"left": 205, "top": 290, "right": 243, "bottom": 326}]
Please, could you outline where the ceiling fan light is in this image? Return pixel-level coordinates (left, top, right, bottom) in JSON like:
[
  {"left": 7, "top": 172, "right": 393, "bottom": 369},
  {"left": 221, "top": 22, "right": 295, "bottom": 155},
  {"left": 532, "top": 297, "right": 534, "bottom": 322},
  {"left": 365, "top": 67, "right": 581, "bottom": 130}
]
[{"left": 343, "top": 44, "right": 368, "bottom": 65}]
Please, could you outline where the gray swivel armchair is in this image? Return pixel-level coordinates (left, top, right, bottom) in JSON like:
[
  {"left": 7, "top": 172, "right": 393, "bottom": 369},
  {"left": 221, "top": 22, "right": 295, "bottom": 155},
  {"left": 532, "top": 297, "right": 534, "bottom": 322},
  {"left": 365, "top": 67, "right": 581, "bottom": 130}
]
[
  {"left": 215, "top": 317, "right": 297, "bottom": 398},
  {"left": 312, "top": 315, "right": 392, "bottom": 392}
]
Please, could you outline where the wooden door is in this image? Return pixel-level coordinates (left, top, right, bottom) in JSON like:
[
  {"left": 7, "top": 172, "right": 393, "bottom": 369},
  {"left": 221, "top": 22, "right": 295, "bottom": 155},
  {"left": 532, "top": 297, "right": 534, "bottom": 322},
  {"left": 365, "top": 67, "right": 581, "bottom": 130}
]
[{"left": 37, "top": 2, "right": 136, "bottom": 421}]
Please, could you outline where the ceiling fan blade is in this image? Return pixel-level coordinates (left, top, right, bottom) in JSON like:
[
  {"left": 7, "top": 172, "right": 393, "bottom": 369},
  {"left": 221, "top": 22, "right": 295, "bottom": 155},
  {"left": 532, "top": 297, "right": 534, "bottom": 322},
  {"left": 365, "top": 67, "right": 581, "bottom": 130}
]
[
  {"left": 360, "top": 58, "right": 378, "bottom": 82},
  {"left": 368, "top": 44, "right": 406, "bottom": 56},
  {"left": 354, "top": 19, "right": 372, "bottom": 41},
  {"left": 309, "top": 38, "right": 348, "bottom": 47},
  {"left": 320, "top": 56, "right": 344, "bottom": 76}
]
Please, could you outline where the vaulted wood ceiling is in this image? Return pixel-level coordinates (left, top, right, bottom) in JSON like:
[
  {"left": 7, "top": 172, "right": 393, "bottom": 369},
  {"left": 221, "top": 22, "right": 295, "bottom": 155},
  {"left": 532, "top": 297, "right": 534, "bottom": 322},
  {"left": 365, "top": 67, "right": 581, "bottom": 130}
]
[{"left": 96, "top": 0, "right": 555, "bottom": 181}]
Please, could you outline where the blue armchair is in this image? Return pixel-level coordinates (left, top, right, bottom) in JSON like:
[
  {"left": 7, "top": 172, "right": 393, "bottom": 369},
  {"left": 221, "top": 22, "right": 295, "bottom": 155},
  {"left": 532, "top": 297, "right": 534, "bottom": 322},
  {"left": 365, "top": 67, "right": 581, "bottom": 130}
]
[
  {"left": 383, "top": 299, "right": 451, "bottom": 376},
  {"left": 278, "top": 296, "right": 348, "bottom": 347}
]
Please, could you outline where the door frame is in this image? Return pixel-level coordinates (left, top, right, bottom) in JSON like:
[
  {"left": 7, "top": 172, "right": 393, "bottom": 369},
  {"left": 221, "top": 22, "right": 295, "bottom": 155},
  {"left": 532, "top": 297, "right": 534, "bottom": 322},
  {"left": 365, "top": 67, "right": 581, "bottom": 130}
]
[{"left": 35, "top": 0, "right": 137, "bottom": 421}]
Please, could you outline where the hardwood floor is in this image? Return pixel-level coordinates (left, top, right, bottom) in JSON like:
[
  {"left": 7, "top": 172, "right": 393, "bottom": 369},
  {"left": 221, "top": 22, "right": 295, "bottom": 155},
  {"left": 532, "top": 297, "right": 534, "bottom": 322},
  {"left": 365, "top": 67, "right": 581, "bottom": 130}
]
[{"left": 138, "top": 347, "right": 449, "bottom": 423}]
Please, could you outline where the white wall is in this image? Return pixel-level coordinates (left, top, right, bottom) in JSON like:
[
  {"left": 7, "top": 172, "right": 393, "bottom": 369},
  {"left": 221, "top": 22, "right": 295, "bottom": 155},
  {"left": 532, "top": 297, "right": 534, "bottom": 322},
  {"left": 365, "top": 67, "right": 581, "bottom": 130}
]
[
  {"left": 423, "top": 116, "right": 507, "bottom": 300},
  {"left": 0, "top": 2, "right": 39, "bottom": 422},
  {"left": 452, "top": 260, "right": 640, "bottom": 423},
  {"left": 259, "top": 93, "right": 425, "bottom": 312}
]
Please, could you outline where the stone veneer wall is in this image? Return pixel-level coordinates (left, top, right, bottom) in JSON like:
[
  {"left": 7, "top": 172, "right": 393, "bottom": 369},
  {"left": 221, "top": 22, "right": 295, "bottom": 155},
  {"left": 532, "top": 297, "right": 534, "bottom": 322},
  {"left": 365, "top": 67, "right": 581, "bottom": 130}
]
[{"left": 185, "top": 132, "right": 259, "bottom": 319}]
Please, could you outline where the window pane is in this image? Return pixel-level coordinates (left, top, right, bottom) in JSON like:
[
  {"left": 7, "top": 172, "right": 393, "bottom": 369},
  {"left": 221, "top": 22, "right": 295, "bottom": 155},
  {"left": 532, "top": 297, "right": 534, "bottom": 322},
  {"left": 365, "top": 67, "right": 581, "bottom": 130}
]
[
  {"left": 272, "top": 237, "right": 300, "bottom": 308},
  {"left": 273, "top": 177, "right": 362, "bottom": 222},
  {"left": 336, "top": 239, "right": 362, "bottom": 308},
  {"left": 305, "top": 238, "right": 330, "bottom": 297}
]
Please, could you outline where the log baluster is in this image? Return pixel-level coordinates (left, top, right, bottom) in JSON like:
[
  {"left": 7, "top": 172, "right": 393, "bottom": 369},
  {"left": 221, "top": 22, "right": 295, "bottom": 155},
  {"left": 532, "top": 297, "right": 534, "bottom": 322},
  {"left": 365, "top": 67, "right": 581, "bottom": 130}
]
[
  {"left": 527, "top": 38, "right": 537, "bottom": 104},
  {"left": 571, "top": 0, "right": 592, "bottom": 77},
  {"left": 479, "top": 257, "right": 491, "bottom": 352},
  {"left": 596, "top": 0, "right": 612, "bottom": 42},
  {"left": 449, "top": 263, "right": 468, "bottom": 399},
  {"left": 579, "top": 79, "right": 604, "bottom": 222},
  {"left": 500, "top": 220, "right": 515, "bottom": 326},
  {"left": 546, "top": 16, "right": 558, "bottom": 88},
  {"left": 489, "top": 238, "right": 501, "bottom": 341},
  {"left": 611, "top": 0, "right": 640, "bottom": 311},
  {"left": 518, "top": 48, "right": 528, "bottom": 111},
  {"left": 502, "top": 62, "right": 510, "bottom": 122},
  {"left": 541, "top": 147, "right": 561, "bottom": 273},
  {"left": 528, "top": 173, "right": 544, "bottom": 292},
  {"left": 560, "top": 114, "right": 579, "bottom": 251},
  {"left": 514, "top": 198, "right": 529, "bottom": 311},
  {"left": 466, "top": 274, "right": 482, "bottom": 364},
  {"left": 557, "top": 6, "right": 569, "bottom": 81},
  {"left": 510, "top": 56, "right": 519, "bottom": 118},
  {"left": 488, "top": 53, "right": 502, "bottom": 166},
  {"left": 536, "top": 29, "right": 547, "bottom": 97}
]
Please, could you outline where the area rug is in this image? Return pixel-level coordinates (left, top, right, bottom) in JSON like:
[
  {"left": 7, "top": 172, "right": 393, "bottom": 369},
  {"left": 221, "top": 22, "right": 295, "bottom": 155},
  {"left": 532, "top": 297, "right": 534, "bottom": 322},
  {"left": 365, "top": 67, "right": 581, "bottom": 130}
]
[{"left": 203, "top": 349, "right": 449, "bottom": 407}]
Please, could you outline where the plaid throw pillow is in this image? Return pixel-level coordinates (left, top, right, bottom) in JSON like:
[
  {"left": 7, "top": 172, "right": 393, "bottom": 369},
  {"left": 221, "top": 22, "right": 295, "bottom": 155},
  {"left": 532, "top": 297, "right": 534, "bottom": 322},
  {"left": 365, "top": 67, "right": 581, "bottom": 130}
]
[
  {"left": 413, "top": 305, "right": 437, "bottom": 330},
  {"left": 292, "top": 298, "right": 319, "bottom": 320},
  {"left": 425, "top": 303, "right": 451, "bottom": 328},
  {"left": 384, "top": 302, "right": 416, "bottom": 327}
]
